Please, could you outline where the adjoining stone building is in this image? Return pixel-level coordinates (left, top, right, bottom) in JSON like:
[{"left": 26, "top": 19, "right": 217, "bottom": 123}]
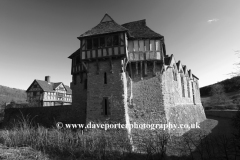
[
  {"left": 68, "top": 14, "right": 206, "bottom": 136},
  {"left": 26, "top": 76, "right": 72, "bottom": 106}
]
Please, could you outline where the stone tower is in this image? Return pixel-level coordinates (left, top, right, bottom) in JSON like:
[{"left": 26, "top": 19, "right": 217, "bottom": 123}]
[{"left": 68, "top": 14, "right": 206, "bottom": 136}]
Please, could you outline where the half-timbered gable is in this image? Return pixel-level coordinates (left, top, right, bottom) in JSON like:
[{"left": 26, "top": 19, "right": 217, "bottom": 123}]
[{"left": 122, "top": 19, "right": 165, "bottom": 62}]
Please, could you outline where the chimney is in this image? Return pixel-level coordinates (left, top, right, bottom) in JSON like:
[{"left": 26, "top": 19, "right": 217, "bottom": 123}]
[{"left": 45, "top": 76, "right": 50, "bottom": 83}]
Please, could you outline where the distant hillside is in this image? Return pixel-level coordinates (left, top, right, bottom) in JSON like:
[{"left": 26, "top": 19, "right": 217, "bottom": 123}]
[
  {"left": 0, "top": 85, "right": 27, "bottom": 107},
  {"left": 200, "top": 76, "right": 240, "bottom": 97}
]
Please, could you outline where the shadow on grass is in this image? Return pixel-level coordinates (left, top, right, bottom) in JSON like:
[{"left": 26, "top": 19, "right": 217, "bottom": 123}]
[{"left": 1, "top": 114, "right": 239, "bottom": 160}]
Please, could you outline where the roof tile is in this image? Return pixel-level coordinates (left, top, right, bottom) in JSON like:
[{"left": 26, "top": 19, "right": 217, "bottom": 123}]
[{"left": 122, "top": 19, "right": 163, "bottom": 39}]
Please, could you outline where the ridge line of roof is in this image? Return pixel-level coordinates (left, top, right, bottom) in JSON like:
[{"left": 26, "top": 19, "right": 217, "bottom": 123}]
[{"left": 121, "top": 19, "right": 146, "bottom": 26}]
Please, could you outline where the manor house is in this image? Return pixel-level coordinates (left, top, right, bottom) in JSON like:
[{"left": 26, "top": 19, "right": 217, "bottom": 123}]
[
  {"left": 26, "top": 76, "right": 72, "bottom": 106},
  {"left": 68, "top": 14, "right": 206, "bottom": 136}
]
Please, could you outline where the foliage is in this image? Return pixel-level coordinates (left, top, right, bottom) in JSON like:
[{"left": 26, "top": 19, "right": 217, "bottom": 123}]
[
  {"left": 0, "top": 85, "right": 27, "bottom": 108},
  {"left": 1, "top": 118, "right": 240, "bottom": 160},
  {"left": 200, "top": 76, "right": 240, "bottom": 97},
  {"left": 210, "top": 84, "right": 230, "bottom": 105}
]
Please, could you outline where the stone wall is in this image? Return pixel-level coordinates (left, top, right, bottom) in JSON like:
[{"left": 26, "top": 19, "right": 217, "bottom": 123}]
[
  {"left": 86, "top": 59, "right": 130, "bottom": 125},
  {"left": 162, "top": 67, "right": 206, "bottom": 135},
  {"left": 71, "top": 73, "right": 87, "bottom": 124},
  {"left": 126, "top": 61, "right": 206, "bottom": 146},
  {"left": 127, "top": 62, "right": 167, "bottom": 148}
]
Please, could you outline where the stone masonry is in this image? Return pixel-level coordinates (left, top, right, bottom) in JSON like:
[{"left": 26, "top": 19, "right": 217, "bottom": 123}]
[{"left": 68, "top": 14, "right": 206, "bottom": 147}]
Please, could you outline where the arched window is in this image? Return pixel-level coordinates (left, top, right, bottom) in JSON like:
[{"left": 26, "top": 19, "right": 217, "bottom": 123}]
[
  {"left": 187, "top": 78, "right": 190, "bottom": 98},
  {"left": 172, "top": 65, "right": 177, "bottom": 81}
]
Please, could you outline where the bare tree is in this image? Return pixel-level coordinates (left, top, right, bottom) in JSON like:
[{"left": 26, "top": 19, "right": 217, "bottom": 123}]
[
  {"left": 229, "top": 51, "right": 240, "bottom": 77},
  {"left": 210, "top": 84, "right": 229, "bottom": 105}
]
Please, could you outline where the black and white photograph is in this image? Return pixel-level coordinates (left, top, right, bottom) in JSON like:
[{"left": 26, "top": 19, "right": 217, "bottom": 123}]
[{"left": 0, "top": 0, "right": 240, "bottom": 159}]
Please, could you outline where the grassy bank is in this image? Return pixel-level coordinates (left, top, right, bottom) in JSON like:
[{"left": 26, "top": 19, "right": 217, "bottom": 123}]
[{"left": 0, "top": 118, "right": 239, "bottom": 160}]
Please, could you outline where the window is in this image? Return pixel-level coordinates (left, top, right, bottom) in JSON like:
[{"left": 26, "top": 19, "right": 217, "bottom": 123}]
[
  {"left": 106, "top": 36, "right": 112, "bottom": 46},
  {"left": 104, "top": 72, "right": 107, "bottom": 84},
  {"left": 196, "top": 81, "right": 199, "bottom": 90},
  {"left": 113, "top": 35, "right": 119, "bottom": 46},
  {"left": 87, "top": 39, "right": 92, "bottom": 50},
  {"left": 84, "top": 79, "right": 87, "bottom": 89},
  {"left": 172, "top": 65, "right": 177, "bottom": 81},
  {"left": 84, "top": 34, "right": 120, "bottom": 50},
  {"left": 58, "top": 93, "right": 64, "bottom": 97},
  {"left": 187, "top": 79, "right": 190, "bottom": 98},
  {"left": 104, "top": 98, "right": 108, "bottom": 115},
  {"left": 99, "top": 37, "right": 105, "bottom": 48},
  {"left": 33, "top": 92, "right": 37, "bottom": 96},
  {"left": 103, "top": 97, "right": 109, "bottom": 116},
  {"left": 181, "top": 76, "right": 185, "bottom": 97},
  {"left": 93, "top": 38, "right": 99, "bottom": 49}
]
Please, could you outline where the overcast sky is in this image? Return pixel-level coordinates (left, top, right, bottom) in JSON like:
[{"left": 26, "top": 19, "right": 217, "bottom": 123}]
[{"left": 0, "top": 0, "right": 240, "bottom": 90}]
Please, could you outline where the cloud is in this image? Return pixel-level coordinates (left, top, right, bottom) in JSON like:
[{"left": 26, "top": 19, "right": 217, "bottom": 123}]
[
  {"left": 233, "top": 49, "right": 240, "bottom": 54},
  {"left": 207, "top": 18, "right": 219, "bottom": 23}
]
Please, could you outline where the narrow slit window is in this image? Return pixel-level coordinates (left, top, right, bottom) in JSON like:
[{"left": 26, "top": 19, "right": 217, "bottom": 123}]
[
  {"left": 104, "top": 72, "right": 107, "bottom": 84},
  {"left": 181, "top": 76, "right": 185, "bottom": 97},
  {"left": 187, "top": 79, "right": 190, "bottom": 98},
  {"left": 84, "top": 79, "right": 87, "bottom": 89},
  {"left": 172, "top": 65, "right": 177, "bottom": 81},
  {"left": 104, "top": 98, "right": 108, "bottom": 115}
]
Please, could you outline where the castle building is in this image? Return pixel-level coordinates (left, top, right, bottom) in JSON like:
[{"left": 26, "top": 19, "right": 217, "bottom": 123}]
[
  {"left": 26, "top": 76, "right": 72, "bottom": 106},
  {"left": 68, "top": 14, "right": 206, "bottom": 136}
]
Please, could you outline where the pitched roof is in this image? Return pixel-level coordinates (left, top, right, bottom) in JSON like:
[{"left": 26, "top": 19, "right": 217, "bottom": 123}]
[
  {"left": 53, "top": 82, "right": 62, "bottom": 89},
  {"left": 36, "top": 80, "right": 54, "bottom": 92},
  {"left": 78, "top": 14, "right": 128, "bottom": 38},
  {"left": 64, "top": 85, "right": 72, "bottom": 94},
  {"left": 68, "top": 48, "right": 80, "bottom": 59},
  {"left": 27, "top": 80, "right": 72, "bottom": 94},
  {"left": 164, "top": 54, "right": 174, "bottom": 66},
  {"left": 122, "top": 19, "right": 163, "bottom": 39},
  {"left": 164, "top": 57, "right": 171, "bottom": 65},
  {"left": 192, "top": 74, "right": 199, "bottom": 80}
]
